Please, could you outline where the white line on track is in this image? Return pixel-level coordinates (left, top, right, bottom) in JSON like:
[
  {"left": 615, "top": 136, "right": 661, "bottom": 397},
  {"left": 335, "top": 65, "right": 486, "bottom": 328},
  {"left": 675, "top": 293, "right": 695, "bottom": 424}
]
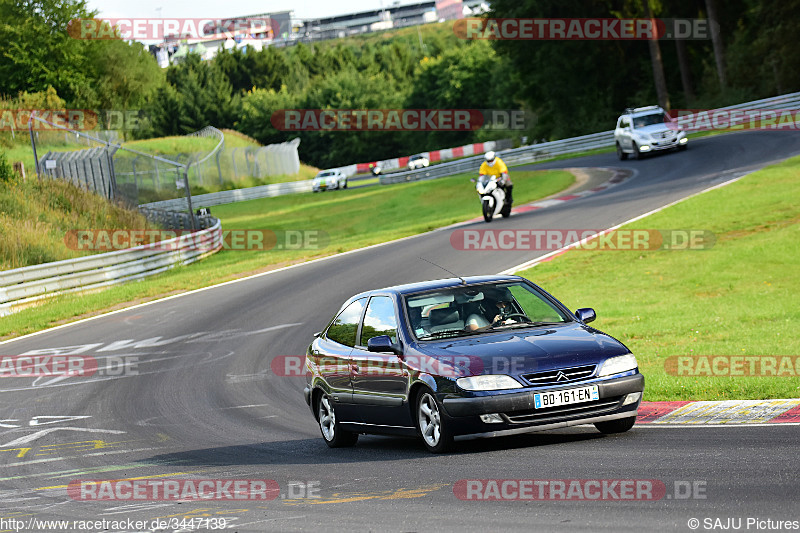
[
  {"left": 634, "top": 423, "right": 800, "bottom": 428},
  {"left": 500, "top": 172, "right": 750, "bottom": 274}
]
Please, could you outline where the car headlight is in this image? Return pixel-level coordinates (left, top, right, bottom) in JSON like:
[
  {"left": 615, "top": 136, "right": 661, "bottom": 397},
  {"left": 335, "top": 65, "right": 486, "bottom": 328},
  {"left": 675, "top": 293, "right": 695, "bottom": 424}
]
[
  {"left": 456, "top": 375, "right": 523, "bottom": 391},
  {"left": 598, "top": 353, "right": 638, "bottom": 377}
]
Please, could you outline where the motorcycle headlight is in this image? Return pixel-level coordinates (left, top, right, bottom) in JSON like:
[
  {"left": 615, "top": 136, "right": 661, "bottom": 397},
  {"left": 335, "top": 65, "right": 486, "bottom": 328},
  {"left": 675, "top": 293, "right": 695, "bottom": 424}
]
[
  {"left": 457, "top": 375, "right": 523, "bottom": 391},
  {"left": 598, "top": 353, "right": 638, "bottom": 377}
]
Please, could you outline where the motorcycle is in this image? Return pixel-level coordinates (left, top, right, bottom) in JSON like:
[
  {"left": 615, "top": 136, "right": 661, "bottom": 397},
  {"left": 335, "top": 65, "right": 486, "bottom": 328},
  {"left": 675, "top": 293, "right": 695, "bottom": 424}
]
[{"left": 472, "top": 174, "right": 512, "bottom": 222}]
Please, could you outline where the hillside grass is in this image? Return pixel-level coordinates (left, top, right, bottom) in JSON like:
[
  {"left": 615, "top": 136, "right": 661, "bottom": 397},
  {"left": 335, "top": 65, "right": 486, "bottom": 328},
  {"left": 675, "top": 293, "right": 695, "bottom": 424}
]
[{"left": 0, "top": 174, "right": 151, "bottom": 270}]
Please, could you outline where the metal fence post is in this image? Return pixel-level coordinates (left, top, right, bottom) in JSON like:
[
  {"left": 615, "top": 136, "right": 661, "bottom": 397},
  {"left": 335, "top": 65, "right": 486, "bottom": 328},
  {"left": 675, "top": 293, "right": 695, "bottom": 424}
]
[
  {"left": 181, "top": 167, "right": 196, "bottom": 231},
  {"left": 28, "top": 112, "right": 41, "bottom": 182},
  {"left": 216, "top": 147, "right": 223, "bottom": 185},
  {"left": 232, "top": 147, "right": 240, "bottom": 179}
]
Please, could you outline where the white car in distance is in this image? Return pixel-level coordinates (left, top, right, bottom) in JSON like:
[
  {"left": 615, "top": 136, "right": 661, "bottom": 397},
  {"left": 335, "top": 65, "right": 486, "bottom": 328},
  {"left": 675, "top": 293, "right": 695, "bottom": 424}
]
[
  {"left": 312, "top": 169, "right": 348, "bottom": 192},
  {"left": 614, "top": 106, "right": 688, "bottom": 160},
  {"left": 407, "top": 154, "right": 430, "bottom": 170}
]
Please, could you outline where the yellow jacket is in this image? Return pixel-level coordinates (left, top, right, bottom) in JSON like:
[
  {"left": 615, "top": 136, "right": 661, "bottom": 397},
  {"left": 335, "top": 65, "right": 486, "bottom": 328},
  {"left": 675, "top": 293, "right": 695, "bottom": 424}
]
[{"left": 479, "top": 157, "right": 508, "bottom": 178}]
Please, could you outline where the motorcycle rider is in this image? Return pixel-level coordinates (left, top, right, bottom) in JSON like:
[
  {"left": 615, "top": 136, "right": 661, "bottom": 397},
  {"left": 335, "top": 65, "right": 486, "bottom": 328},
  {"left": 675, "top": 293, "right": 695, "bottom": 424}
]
[{"left": 478, "top": 151, "right": 513, "bottom": 205}]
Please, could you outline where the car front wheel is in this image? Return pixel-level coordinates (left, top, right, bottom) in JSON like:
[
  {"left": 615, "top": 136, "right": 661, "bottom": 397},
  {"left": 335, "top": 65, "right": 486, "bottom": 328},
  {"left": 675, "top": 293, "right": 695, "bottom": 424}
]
[
  {"left": 318, "top": 393, "right": 358, "bottom": 447},
  {"left": 416, "top": 390, "right": 453, "bottom": 453},
  {"left": 631, "top": 142, "right": 640, "bottom": 160},
  {"left": 616, "top": 142, "right": 628, "bottom": 160},
  {"left": 594, "top": 416, "right": 636, "bottom": 434}
]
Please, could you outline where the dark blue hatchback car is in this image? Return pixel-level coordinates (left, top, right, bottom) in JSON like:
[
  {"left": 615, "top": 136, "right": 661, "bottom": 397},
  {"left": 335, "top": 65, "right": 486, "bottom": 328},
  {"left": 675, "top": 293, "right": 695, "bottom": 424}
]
[{"left": 304, "top": 275, "right": 644, "bottom": 452}]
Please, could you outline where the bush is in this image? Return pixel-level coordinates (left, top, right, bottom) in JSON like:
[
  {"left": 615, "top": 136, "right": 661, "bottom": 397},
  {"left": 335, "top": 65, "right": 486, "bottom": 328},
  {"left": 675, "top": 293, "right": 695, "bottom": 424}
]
[{"left": 0, "top": 152, "right": 16, "bottom": 183}]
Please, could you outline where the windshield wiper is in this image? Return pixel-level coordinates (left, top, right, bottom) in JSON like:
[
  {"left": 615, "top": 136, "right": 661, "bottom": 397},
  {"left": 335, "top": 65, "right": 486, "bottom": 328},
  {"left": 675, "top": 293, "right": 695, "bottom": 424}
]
[
  {"left": 418, "top": 329, "right": 486, "bottom": 340},
  {"left": 488, "top": 321, "right": 563, "bottom": 330}
]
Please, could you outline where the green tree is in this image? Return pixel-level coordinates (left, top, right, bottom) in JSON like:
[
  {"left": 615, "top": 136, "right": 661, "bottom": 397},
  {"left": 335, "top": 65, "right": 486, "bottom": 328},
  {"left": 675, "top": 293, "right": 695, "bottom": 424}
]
[{"left": 0, "top": 0, "right": 95, "bottom": 101}]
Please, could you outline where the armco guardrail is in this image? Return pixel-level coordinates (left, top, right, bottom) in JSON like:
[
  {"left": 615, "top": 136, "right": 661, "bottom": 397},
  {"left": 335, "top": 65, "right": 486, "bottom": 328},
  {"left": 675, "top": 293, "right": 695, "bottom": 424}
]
[
  {"left": 138, "top": 206, "right": 218, "bottom": 230},
  {"left": 140, "top": 180, "right": 313, "bottom": 210},
  {"left": 0, "top": 217, "right": 222, "bottom": 317},
  {"left": 381, "top": 91, "right": 800, "bottom": 185}
]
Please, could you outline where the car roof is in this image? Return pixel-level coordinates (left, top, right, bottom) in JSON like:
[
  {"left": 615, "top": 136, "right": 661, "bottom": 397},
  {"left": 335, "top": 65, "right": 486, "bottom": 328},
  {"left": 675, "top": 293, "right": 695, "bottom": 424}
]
[
  {"left": 620, "top": 105, "right": 664, "bottom": 118},
  {"left": 347, "top": 275, "right": 525, "bottom": 301}
]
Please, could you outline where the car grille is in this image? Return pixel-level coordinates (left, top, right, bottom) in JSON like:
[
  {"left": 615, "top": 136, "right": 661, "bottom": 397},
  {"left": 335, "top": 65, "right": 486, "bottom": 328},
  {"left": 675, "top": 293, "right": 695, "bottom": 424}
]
[
  {"left": 656, "top": 131, "right": 675, "bottom": 140},
  {"left": 522, "top": 365, "right": 596, "bottom": 386},
  {"left": 503, "top": 396, "right": 624, "bottom": 425}
]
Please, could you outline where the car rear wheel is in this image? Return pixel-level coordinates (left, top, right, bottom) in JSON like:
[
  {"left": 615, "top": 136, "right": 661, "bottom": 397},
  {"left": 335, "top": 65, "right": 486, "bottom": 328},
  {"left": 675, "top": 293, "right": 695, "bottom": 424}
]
[
  {"left": 318, "top": 393, "right": 358, "bottom": 447},
  {"left": 594, "top": 416, "right": 636, "bottom": 434},
  {"left": 416, "top": 390, "right": 453, "bottom": 453},
  {"left": 616, "top": 142, "right": 628, "bottom": 160}
]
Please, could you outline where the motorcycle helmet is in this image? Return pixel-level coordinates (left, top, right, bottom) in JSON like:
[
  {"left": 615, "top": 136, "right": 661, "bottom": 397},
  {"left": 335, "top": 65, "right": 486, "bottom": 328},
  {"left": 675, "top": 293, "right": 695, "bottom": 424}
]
[{"left": 484, "top": 151, "right": 496, "bottom": 166}]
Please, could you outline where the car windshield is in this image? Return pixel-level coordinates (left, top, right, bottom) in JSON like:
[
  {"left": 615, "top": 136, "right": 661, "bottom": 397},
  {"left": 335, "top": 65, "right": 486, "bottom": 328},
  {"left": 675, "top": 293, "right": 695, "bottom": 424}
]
[
  {"left": 405, "top": 282, "right": 572, "bottom": 340},
  {"left": 317, "top": 171, "right": 335, "bottom": 177},
  {"left": 632, "top": 113, "right": 666, "bottom": 129}
]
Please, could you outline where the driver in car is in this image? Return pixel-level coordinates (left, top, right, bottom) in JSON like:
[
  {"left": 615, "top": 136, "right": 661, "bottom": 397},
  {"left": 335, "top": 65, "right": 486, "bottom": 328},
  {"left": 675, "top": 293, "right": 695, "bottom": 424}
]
[{"left": 466, "top": 300, "right": 517, "bottom": 331}]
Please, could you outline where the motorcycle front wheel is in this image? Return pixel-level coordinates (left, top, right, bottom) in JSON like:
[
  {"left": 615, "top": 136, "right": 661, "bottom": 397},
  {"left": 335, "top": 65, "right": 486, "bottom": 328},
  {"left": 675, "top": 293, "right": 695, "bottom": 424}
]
[{"left": 482, "top": 201, "right": 493, "bottom": 222}]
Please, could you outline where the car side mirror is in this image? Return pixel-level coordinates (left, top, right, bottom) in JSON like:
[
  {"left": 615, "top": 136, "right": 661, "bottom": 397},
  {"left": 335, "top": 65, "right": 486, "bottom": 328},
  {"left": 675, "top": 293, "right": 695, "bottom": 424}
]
[
  {"left": 313, "top": 331, "right": 322, "bottom": 338},
  {"left": 575, "top": 308, "right": 596, "bottom": 323},
  {"left": 367, "top": 335, "right": 401, "bottom": 355}
]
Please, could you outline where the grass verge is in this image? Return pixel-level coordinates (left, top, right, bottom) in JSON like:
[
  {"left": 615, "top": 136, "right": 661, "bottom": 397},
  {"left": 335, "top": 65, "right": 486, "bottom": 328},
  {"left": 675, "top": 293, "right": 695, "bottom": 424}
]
[
  {"left": 0, "top": 169, "right": 573, "bottom": 339},
  {"left": 517, "top": 156, "right": 800, "bottom": 401}
]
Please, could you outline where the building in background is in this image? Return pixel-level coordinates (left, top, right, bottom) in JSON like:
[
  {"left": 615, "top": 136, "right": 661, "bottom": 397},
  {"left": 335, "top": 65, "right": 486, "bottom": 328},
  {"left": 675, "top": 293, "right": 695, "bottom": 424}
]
[
  {"left": 148, "top": 1, "right": 488, "bottom": 64},
  {"left": 300, "top": 2, "right": 437, "bottom": 41}
]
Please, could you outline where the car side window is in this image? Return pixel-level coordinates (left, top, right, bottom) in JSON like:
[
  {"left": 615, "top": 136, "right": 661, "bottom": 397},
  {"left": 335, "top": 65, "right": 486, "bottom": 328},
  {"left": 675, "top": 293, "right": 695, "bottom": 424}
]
[
  {"left": 359, "top": 296, "right": 398, "bottom": 345},
  {"left": 326, "top": 298, "right": 366, "bottom": 347}
]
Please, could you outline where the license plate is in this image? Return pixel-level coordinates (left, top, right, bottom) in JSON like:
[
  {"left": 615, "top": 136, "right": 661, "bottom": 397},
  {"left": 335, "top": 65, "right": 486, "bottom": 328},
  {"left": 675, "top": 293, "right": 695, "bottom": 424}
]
[{"left": 533, "top": 385, "right": 599, "bottom": 409}]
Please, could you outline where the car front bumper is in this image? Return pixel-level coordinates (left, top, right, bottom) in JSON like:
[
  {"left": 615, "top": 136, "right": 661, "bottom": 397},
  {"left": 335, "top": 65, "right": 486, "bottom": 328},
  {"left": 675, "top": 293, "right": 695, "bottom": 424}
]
[
  {"left": 440, "top": 373, "right": 644, "bottom": 435},
  {"left": 642, "top": 137, "right": 687, "bottom": 151}
]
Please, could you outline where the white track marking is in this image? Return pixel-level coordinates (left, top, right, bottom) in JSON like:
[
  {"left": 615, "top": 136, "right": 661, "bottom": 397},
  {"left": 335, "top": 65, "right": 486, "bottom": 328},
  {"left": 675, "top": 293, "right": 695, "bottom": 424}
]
[
  {"left": 500, "top": 172, "right": 750, "bottom": 274},
  {"left": 635, "top": 423, "right": 800, "bottom": 428},
  {"left": 1, "top": 428, "right": 125, "bottom": 447}
]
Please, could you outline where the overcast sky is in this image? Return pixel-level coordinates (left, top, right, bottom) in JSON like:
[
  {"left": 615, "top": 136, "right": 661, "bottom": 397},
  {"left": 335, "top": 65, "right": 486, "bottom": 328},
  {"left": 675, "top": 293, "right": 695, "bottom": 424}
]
[{"left": 86, "top": 0, "right": 417, "bottom": 21}]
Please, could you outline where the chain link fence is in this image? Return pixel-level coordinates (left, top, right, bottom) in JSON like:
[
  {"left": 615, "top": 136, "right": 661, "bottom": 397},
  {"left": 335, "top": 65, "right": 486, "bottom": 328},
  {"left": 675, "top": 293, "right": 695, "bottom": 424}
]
[
  {"left": 31, "top": 119, "right": 303, "bottom": 210},
  {"left": 29, "top": 114, "right": 199, "bottom": 229}
]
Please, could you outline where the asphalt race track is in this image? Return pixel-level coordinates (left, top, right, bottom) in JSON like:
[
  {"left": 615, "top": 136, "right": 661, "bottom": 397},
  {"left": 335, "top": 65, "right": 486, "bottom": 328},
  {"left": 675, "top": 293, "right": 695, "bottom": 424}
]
[{"left": 1, "top": 131, "right": 799, "bottom": 532}]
